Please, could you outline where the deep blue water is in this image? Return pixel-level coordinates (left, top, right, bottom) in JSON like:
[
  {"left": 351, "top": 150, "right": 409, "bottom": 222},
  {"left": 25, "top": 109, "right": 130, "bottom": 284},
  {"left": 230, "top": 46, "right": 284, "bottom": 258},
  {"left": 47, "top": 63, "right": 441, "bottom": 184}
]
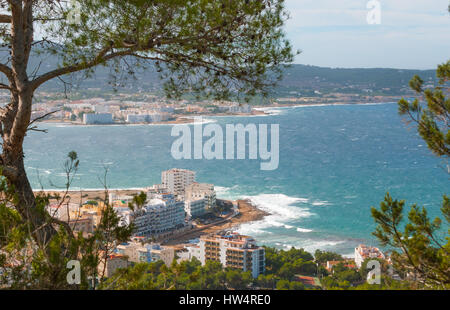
[{"left": 24, "top": 103, "right": 449, "bottom": 255}]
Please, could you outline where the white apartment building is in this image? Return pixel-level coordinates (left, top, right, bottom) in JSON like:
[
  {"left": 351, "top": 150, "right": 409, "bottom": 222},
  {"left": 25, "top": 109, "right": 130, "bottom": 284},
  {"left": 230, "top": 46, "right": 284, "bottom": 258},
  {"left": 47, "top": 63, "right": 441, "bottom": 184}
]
[
  {"left": 131, "top": 193, "right": 186, "bottom": 238},
  {"left": 218, "top": 103, "right": 252, "bottom": 114},
  {"left": 148, "top": 244, "right": 175, "bottom": 266},
  {"left": 83, "top": 113, "right": 113, "bottom": 124},
  {"left": 126, "top": 113, "right": 167, "bottom": 124},
  {"left": 116, "top": 242, "right": 151, "bottom": 263},
  {"left": 126, "top": 114, "right": 149, "bottom": 123},
  {"left": 161, "top": 168, "right": 196, "bottom": 196},
  {"left": 116, "top": 242, "right": 175, "bottom": 266},
  {"left": 354, "top": 244, "right": 385, "bottom": 268},
  {"left": 178, "top": 245, "right": 202, "bottom": 263},
  {"left": 199, "top": 233, "right": 265, "bottom": 278},
  {"left": 185, "top": 183, "right": 216, "bottom": 209},
  {"left": 184, "top": 198, "right": 207, "bottom": 219}
]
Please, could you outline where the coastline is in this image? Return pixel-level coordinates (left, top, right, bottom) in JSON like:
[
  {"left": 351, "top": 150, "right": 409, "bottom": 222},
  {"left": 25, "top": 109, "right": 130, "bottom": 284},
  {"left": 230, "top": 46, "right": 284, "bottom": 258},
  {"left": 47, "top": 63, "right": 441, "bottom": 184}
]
[
  {"left": 34, "top": 110, "right": 268, "bottom": 126},
  {"left": 37, "top": 189, "right": 270, "bottom": 245},
  {"left": 33, "top": 99, "right": 399, "bottom": 126},
  {"left": 163, "top": 200, "right": 270, "bottom": 246}
]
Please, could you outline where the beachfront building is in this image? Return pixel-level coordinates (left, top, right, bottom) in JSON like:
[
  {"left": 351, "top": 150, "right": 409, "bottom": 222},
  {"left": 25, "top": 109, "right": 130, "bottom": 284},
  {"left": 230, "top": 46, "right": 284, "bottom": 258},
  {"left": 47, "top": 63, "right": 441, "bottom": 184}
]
[
  {"left": 131, "top": 193, "right": 186, "bottom": 239},
  {"left": 116, "top": 242, "right": 151, "bottom": 264},
  {"left": 115, "top": 242, "right": 174, "bottom": 266},
  {"left": 114, "top": 206, "right": 133, "bottom": 227},
  {"left": 46, "top": 202, "right": 79, "bottom": 220},
  {"left": 83, "top": 113, "right": 113, "bottom": 124},
  {"left": 198, "top": 233, "right": 265, "bottom": 278},
  {"left": 185, "top": 183, "right": 216, "bottom": 209},
  {"left": 161, "top": 168, "right": 196, "bottom": 197},
  {"left": 148, "top": 244, "right": 175, "bottom": 266},
  {"left": 126, "top": 113, "right": 167, "bottom": 124},
  {"left": 184, "top": 198, "right": 207, "bottom": 219},
  {"left": 146, "top": 184, "right": 170, "bottom": 197},
  {"left": 109, "top": 193, "right": 135, "bottom": 207},
  {"left": 177, "top": 245, "right": 202, "bottom": 263},
  {"left": 97, "top": 252, "right": 128, "bottom": 278},
  {"left": 218, "top": 103, "right": 252, "bottom": 114},
  {"left": 354, "top": 244, "right": 386, "bottom": 268}
]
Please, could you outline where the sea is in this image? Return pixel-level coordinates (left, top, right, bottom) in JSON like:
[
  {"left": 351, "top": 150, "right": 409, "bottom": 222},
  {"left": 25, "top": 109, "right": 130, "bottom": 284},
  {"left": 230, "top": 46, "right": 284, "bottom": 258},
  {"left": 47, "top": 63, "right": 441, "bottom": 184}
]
[{"left": 24, "top": 102, "right": 449, "bottom": 257}]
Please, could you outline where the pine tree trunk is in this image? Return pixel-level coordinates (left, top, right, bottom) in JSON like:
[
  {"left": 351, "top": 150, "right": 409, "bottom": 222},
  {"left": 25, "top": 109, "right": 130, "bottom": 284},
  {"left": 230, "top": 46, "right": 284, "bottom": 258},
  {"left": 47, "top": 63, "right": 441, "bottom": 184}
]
[
  {"left": 0, "top": 2, "right": 56, "bottom": 246},
  {"left": 1, "top": 90, "right": 57, "bottom": 246}
]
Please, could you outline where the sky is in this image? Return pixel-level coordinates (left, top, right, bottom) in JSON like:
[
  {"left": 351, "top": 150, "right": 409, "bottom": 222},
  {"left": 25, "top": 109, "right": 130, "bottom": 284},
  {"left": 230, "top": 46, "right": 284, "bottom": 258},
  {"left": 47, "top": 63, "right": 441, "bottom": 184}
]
[{"left": 284, "top": 0, "right": 450, "bottom": 69}]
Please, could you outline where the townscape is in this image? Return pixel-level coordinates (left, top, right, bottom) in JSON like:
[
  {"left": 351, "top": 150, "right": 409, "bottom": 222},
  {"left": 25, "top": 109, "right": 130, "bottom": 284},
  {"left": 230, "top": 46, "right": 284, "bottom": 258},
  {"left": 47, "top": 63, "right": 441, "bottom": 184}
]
[{"left": 43, "top": 167, "right": 389, "bottom": 288}]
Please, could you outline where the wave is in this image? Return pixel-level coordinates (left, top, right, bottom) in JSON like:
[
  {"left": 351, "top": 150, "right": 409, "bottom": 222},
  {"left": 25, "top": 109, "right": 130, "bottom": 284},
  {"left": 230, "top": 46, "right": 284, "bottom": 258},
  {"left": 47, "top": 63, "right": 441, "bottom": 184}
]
[
  {"left": 252, "top": 107, "right": 285, "bottom": 116},
  {"left": 311, "top": 200, "right": 332, "bottom": 206},
  {"left": 287, "top": 102, "right": 395, "bottom": 109},
  {"left": 236, "top": 193, "right": 314, "bottom": 236},
  {"left": 296, "top": 227, "right": 313, "bottom": 233},
  {"left": 241, "top": 193, "right": 313, "bottom": 218},
  {"left": 271, "top": 240, "right": 345, "bottom": 252},
  {"left": 172, "top": 118, "right": 217, "bottom": 126},
  {"left": 267, "top": 237, "right": 347, "bottom": 253},
  {"left": 215, "top": 185, "right": 242, "bottom": 200}
]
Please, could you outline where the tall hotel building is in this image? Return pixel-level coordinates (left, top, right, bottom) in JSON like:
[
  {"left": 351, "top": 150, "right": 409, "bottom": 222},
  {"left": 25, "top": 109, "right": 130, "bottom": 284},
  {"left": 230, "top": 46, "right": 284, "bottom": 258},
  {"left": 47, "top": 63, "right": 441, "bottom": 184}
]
[
  {"left": 161, "top": 168, "right": 196, "bottom": 197},
  {"left": 199, "top": 233, "right": 265, "bottom": 278},
  {"left": 131, "top": 193, "right": 186, "bottom": 238}
]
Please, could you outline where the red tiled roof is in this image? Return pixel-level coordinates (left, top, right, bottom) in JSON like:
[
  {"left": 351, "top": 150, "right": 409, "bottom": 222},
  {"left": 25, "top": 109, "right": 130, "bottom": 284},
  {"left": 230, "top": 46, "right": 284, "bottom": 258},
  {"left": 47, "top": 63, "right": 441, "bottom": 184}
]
[{"left": 295, "top": 276, "right": 316, "bottom": 286}]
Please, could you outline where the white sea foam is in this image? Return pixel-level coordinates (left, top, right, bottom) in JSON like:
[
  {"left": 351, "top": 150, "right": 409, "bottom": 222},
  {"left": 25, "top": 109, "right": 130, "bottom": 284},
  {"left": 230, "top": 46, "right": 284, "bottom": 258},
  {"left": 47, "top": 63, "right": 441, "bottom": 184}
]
[
  {"left": 252, "top": 107, "right": 285, "bottom": 116},
  {"left": 344, "top": 195, "right": 358, "bottom": 199},
  {"left": 296, "top": 227, "right": 313, "bottom": 233},
  {"left": 236, "top": 193, "right": 314, "bottom": 236},
  {"left": 301, "top": 240, "right": 346, "bottom": 254},
  {"left": 215, "top": 185, "right": 241, "bottom": 200},
  {"left": 288, "top": 102, "right": 394, "bottom": 109},
  {"left": 311, "top": 200, "right": 332, "bottom": 206},
  {"left": 241, "top": 193, "right": 312, "bottom": 218}
]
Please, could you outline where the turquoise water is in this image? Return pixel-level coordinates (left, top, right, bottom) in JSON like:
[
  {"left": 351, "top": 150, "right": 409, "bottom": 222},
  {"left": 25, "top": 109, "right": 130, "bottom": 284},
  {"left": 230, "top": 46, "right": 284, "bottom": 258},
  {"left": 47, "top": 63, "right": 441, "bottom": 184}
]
[{"left": 25, "top": 103, "right": 449, "bottom": 255}]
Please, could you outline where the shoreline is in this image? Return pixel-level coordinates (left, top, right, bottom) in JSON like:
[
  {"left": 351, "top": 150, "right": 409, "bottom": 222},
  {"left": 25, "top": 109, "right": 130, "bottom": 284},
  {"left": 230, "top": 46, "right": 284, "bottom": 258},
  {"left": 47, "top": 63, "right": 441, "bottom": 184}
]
[
  {"left": 33, "top": 100, "right": 400, "bottom": 126},
  {"left": 163, "top": 200, "right": 270, "bottom": 246},
  {"left": 37, "top": 189, "right": 270, "bottom": 244},
  {"left": 34, "top": 110, "right": 268, "bottom": 126}
]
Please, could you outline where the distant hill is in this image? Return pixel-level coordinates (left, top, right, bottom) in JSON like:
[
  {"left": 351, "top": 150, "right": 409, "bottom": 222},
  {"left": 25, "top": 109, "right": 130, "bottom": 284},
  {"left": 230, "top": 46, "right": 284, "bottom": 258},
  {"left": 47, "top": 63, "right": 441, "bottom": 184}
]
[
  {"left": 0, "top": 49, "right": 438, "bottom": 96},
  {"left": 276, "top": 65, "right": 437, "bottom": 96}
]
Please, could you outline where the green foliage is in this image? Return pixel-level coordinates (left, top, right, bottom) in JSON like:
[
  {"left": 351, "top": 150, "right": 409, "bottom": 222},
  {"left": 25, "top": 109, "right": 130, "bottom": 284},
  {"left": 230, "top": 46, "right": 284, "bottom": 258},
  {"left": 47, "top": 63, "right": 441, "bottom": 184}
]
[
  {"left": 320, "top": 264, "right": 362, "bottom": 290},
  {"left": 398, "top": 61, "right": 450, "bottom": 159},
  {"left": 101, "top": 259, "right": 253, "bottom": 290},
  {"left": 368, "top": 59, "right": 450, "bottom": 290},
  {"left": 314, "top": 249, "right": 344, "bottom": 264},
  {"left": 31, "top": 0, "right": 296, "bottom": 100},
  {"left": 371, "top": 194, "right": 450, "bottom": 288},
  {"left": 0, "top": 152, "right": 135, "bottom": 289},
  {"left": 128, "top": 191, "right": 147, "bottom": 211},
  {"left": 264, "top": 246, "right": 315, "bottom": 277}
]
